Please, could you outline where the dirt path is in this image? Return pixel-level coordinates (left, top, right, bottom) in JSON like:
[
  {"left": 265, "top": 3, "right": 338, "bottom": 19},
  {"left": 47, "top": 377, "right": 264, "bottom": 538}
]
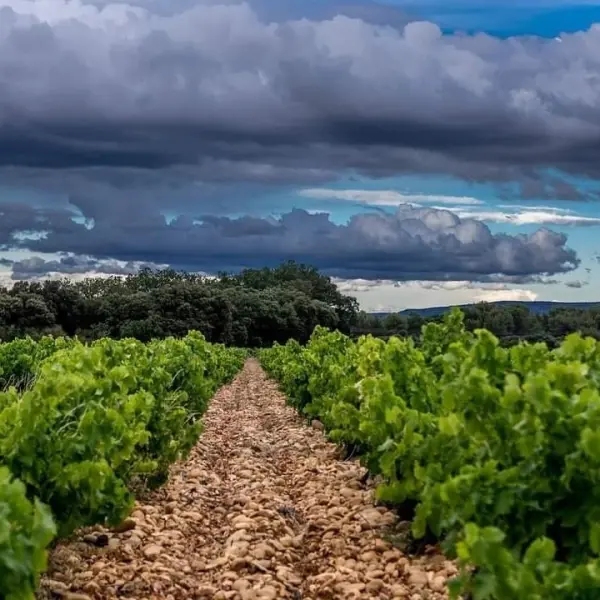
[{"left": 41, "top": 360, "right": 456, "bottom": 600}]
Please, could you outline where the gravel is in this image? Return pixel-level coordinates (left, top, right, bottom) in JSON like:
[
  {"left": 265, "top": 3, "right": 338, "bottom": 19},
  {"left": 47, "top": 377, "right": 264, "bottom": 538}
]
[{"left": 39, "top": 360, "right": 456, "bottom": 600}]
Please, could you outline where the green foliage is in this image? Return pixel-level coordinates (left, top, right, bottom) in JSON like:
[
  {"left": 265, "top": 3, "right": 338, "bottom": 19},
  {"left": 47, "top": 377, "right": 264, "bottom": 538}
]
[
  {"left": 0, "top": 333, "right": 245, "bottom": 597},
  {"left": 451, "top": 525, "right": 600, "bottom": 600},
  {"left": 0, "top": 467, "right": 56, "bottom": 600},
  {"left": 0, "top": 262, "right": 358, "bottom": 346},
  {"left": 358, "top": 302, "right": 600, "bottom": 347},
  {"left": 0, "top": 336, "right": 75, "bottom": 390},
  {"left": 261, "top": 308, "right": 600, "bottom": 599}
]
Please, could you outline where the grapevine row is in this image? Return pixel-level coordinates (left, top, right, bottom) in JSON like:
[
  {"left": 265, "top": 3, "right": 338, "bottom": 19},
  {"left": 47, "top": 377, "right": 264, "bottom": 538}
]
[
  {"left": 0, "top": 333, "right": 246, "bottom": 600},
  {"left": 260, "top": 309, "right": 600, "bottom": 599}
]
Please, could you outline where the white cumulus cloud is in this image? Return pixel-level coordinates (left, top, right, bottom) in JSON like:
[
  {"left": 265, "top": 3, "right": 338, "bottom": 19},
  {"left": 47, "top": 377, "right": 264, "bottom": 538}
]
[{"left": 298, "top": 188, "right": 484, "bottom": 206}]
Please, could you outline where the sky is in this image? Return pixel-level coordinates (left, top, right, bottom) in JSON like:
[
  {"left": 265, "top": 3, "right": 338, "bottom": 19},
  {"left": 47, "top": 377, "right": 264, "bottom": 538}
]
[{"left": 1, "top": 1, "right": 600, "bottom": 311}]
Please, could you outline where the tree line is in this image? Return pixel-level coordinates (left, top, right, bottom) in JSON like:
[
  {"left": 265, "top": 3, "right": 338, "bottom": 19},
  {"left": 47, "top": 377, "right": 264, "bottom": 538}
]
[
  {"left": 355, "top": 302, "right": 600, "bottom": 348},
  {"left": 0, "top": 262, "right": 358, "bottom": 346},
  {"left": 0, "top": 261, "right": 597, "bottom": 347}
]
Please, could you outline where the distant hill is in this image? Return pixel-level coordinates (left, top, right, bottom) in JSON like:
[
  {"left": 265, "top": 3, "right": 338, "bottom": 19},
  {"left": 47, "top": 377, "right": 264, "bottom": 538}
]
[{"left": 372, "top": 301, "right": 600, "bottom": 318}]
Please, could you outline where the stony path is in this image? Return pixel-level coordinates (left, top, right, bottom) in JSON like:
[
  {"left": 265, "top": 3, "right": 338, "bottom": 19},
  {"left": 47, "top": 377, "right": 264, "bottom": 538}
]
[{"left": 40, "top": 360, "right": 456, "bottom": 600}]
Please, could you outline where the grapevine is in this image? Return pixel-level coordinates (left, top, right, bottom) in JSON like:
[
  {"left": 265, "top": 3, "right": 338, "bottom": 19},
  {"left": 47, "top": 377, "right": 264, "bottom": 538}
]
[
  {"left": 0, "top": 332, "right": 245, "bottom": 599},
  {"left": 260, "top": 308, "right": 600, "bottom": 599}
]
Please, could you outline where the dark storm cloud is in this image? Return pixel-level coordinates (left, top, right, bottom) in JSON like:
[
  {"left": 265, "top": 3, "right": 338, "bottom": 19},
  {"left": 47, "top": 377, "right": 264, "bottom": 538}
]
[
  {"left": 565, "top": 279, "right": 588, "bottom": 289},
  {"left": 7, "top": 255, "right": 165, "bottom": 279},
  {"left": 0, "top": 203, "right": 77, "bottom": 244},
  {"left": 1, "top": 0, "right": 600, "bottom": 189},
  {"left": 513, "top": 177, "right": 591, "bottom": 202},
  {"left": 2, "top": 204, "right": 578, "bottom": 281},
  {"left": 0, "top": 126, "right": 181, "bottom": 170},
  {"left": 470, "top": 274, "right": 560, "bottom": 285}
]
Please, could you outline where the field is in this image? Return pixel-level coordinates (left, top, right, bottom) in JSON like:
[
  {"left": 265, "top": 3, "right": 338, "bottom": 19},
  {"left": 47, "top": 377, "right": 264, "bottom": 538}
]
[
  {"left": 261, "top": 308, "right": 600, "bottom": 599},
  {"left": 3, "top": 308, "right": 600, "bottom": 599},
  {"left": 0, "top": 333, "right": 245, "bottom": 599}
]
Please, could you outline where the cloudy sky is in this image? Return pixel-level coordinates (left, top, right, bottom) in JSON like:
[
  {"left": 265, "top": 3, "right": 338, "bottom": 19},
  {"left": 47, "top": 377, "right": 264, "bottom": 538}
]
[{"left": 1, "top": 0, "right": 600, "bottom": 311}]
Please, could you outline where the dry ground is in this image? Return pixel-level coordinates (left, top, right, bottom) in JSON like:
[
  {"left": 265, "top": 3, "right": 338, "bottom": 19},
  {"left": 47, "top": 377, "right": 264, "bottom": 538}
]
[{"left": 40, "top": 360, "right": 456, "bottom": 600}]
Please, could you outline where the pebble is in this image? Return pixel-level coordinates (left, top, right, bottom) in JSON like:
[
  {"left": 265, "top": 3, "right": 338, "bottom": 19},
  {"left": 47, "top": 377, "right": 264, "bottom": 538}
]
[
  {"left": 143, "top": 544, "right": 162, "bottom": 558},
  {"left": 112, "top": 518, "right": 137, "bottom": 533},
  {"left": 40, "top": 361, "right": 453, "bottom": 600},
  {"left": 409, "top": 569, "right": 429, "bottom": 586},
  {"left": 311, "top": 419, "right": 325, "bottom": 431}
]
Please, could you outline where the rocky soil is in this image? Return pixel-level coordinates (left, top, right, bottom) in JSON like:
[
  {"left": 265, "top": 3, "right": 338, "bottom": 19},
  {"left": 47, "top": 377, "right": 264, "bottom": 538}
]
[{"left": 40, "top": 360, "right": 456, "bottom": 600}]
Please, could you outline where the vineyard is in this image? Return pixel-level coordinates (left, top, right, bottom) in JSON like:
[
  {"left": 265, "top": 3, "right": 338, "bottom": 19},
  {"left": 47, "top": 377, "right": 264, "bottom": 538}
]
[
  {"left": 0, "top": 333, "right": 246, "bottom": 599},
  {"left": 260, "top": 308, "right": 600, "bottom": 599},
  {"left": 3, "top": 307, "right": 600, "bottom": 599}
]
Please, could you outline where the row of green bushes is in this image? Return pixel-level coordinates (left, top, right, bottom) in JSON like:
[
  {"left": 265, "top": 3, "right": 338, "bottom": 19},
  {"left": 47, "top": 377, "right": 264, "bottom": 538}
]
[
  {"left": 0, "top": 333, "right": 246, "bottom": 599},
  {"left": 261, "top": 309, "right": 600, "bottom": 599}
]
